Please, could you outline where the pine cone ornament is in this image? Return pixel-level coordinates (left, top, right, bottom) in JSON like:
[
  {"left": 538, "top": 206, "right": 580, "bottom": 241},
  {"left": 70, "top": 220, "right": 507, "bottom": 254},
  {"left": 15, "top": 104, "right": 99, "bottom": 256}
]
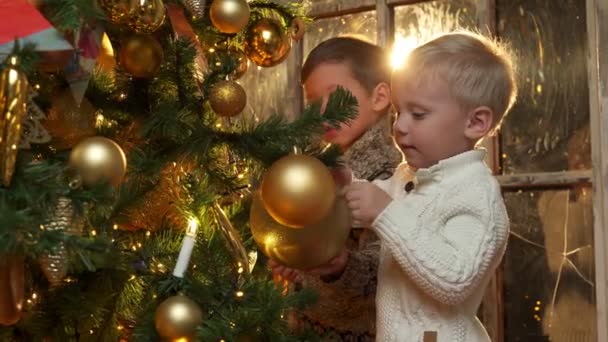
[
  {"left": 181, "top": 0, "right": 206, "bottom": 18},
  {"left": 39, "top": 197, "right": 84, "bottom": 285}
]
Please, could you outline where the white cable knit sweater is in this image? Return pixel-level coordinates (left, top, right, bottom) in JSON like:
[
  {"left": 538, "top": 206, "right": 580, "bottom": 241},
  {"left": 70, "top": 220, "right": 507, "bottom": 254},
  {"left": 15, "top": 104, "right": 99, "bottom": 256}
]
[{"left": 371, "top": 149, "right": 509, "bottom": 342}]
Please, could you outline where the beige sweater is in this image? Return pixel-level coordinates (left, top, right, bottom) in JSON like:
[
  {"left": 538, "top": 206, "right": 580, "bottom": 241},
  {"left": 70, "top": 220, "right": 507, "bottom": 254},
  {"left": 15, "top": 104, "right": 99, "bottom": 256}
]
[
  {"left": 292, "top": 119, "right": 402, "bottom": 340},
  {"left": 372, "top": 149, "right": 509, "bottom": 341}
]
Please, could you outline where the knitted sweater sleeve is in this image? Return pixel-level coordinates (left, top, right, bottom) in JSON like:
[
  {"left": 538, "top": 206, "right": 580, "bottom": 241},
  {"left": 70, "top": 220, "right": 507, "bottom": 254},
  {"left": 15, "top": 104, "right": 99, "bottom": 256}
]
[{"left": 372, "top": 181, "right": 509, "bottom": 306}]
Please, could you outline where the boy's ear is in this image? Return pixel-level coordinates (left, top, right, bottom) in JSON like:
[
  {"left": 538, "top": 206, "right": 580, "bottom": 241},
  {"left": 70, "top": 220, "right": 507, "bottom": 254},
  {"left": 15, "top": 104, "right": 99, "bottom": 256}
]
[
  {"left": 464, "top": 106, "right": 494, "bottom": 140},
  {"left": 371, "top": 82, "right": 391, "bottom": 112}
]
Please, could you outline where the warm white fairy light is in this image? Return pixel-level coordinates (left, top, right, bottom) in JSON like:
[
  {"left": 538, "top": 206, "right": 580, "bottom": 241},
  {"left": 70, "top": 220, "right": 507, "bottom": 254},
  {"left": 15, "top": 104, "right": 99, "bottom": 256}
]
[{"left": 173, "top": 218, "right": 199, "bottom": 278}]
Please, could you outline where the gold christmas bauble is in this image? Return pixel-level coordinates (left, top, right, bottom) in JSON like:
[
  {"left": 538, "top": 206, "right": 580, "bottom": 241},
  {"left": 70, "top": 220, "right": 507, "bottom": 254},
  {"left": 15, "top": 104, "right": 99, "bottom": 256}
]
[
  {"left": 44, "top": 90, "right": 97, "bottom": 150},
  {"left": 209, "top": 0, "right": 250, "bottom": 34},
  {"left": 244, "top": 18, "right": 291, "bottom": 67},
  {"left": 207, "top": 48, "right": 249, "bottom": 80},
  {"left": 69, "top": 137, "right": 127, "bottom": 187},
  {"left": 118, "top": 34, "right": 164, "bottom": 78},
  {"left": 250, "top": 191, "right": 351, "bottom": 269},
  {"left": 154, "top": 295, "right": 203, "bottom": 341},
  {"left": 209, "top": 80, "right": 246, "bottom": 117},
  {"left": 127, "top": 0, "right": 166, "bottom": 33},
  {"left": 98, "top": 0, "right": 131, "bottom": 24},
  {"left": 260, "top": 154, "right": 336, "bottom": 228}
]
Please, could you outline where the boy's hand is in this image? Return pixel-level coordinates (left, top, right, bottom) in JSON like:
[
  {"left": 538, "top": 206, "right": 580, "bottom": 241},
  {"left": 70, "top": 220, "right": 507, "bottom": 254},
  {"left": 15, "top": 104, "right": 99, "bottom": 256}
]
[
  {"left": 268, "top": 247, "right": 349, "bottom": 282},
  {"left": 343, "top": 182, "right": 392, "bottom": 227},
  {"left": 268, "top": 259, "right": 302, "bottom": 283},
  {"left": 330, "top": 166, "right": 353, "bottom": 187}
]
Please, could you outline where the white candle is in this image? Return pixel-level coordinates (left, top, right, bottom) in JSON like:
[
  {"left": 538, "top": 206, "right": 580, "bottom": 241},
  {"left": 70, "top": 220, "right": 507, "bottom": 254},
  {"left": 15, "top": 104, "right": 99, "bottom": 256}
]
[{"left": 172, "top": 218, "right": 199, "bottom": 278}]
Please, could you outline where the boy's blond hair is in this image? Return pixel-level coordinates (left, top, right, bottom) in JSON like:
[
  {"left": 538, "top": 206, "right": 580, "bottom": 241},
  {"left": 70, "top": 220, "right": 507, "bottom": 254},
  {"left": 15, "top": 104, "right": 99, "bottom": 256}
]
[{"left": 400, "top": 31, "right": 517, "bottom": 134}]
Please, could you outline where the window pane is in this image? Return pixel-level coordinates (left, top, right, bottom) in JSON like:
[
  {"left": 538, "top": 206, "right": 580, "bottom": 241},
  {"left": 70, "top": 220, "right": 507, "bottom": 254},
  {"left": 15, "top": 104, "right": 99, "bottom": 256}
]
[
  {"left": 237, "top": 63, "right": 291, "bottom": 120},
  {"left": 498, "top": 0, "right": 590, "bottom": 173},
  {"left": 503, "top": 188, "right": 596, "bottom": 341},
  {"left": 303, "top": 11, "right": 378, "bottom": 58},
  {"left": 393, "top": 0, "right": 477, "bottom": 68}
]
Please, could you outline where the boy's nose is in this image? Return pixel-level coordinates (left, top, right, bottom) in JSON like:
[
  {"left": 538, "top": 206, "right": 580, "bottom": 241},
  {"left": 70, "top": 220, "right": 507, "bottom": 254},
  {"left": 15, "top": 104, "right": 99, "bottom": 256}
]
[{"left": 393, "top": 115, "right": 409, "bottom": 135}]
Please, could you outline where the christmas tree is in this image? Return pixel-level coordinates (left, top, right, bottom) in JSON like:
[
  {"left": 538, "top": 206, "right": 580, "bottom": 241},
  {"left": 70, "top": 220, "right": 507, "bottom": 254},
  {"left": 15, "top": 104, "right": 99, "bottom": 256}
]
[{"left": 0, "top": 0, "right": 356, "bottom": 340}]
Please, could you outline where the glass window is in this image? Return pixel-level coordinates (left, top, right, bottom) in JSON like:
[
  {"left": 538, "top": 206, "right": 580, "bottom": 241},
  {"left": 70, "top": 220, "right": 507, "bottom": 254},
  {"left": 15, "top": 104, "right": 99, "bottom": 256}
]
[
  {"left": 503, "top": 187, "right": 596, "bottom": 341},
  {"left": 392, "top": 0, "right": 477, "bottom": 68},
  {"left": 498, "top": 0, "right": 590, "bottom": 173},
  {"left": 237, "top": 62, "right": 291, "bottom": 120},
  {"left": 304, "top": 11, "right": 378, "bottom": 59}
]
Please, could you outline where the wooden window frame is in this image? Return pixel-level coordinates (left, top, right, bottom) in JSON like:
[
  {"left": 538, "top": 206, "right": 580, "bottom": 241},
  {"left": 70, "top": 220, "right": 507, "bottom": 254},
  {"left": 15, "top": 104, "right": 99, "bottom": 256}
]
[{"left": 288, "top": 0, "right": 608, "bottom": 340}]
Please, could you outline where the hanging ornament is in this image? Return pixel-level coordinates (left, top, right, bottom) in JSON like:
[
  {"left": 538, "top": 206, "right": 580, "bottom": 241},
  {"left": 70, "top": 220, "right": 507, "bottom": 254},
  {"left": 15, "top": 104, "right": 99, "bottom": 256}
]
[
  {"left": 127, "top": 0, "right": 166, "bottom": 33},
  {"left": 209, "top": 0, "right": 250, "bottom": 34},
  {"left": 211, "top": 202, "right": 250, "bottom": 275},
  {"left": 208, "top": 48, "right": 248, "bottom": 80},
  {"left": 154, "top": 295, "right": 203, "bottom": 341},
  {"left": 208, "top": 80, "right": 246, "bottom": 117},
  {"left": 18, "top": 90, "right": 51, "bottom": 149},
  {"left": 250, "top": 191, "right": 351, "bottom": 270},
  {"left": 244, "top": 18, "right": 291, "bottom": 67},
  {"left": 43, "top": 90, "right": 97, "bottom": 150},
  {"left": 181, "top": 0, "right": 206, "bottom": 18},
  {"left": 69, "top": 136, "right": 127, "bottom": 187},
  {"left": 98, "top": 0, "right": 131, "bottom": 24},
  {"left": 63, "top": 25, "right": 105, "bottom": 105},
  {"left": 290, "top": 18, "right": 305, "bottom": 41},
  {"left": 0, "top": 255, "right": 24, "bottom": 326},
  {"left": 0, "top": 55, "right": 28, "bottom": 187},
  {"left": 118, "top": 34, "right": 164, "bottom": 79},
  {"left": 260, "top": 152, "right": 336, "bottom": 228},
  {"left": 38, "top": 196, "right": 85, "bottom": 285}
]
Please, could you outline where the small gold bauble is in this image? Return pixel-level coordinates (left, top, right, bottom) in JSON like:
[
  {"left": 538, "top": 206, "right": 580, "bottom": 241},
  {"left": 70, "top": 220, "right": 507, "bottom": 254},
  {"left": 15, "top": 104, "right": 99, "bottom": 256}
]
[
  {"left": 209, "top": 80, "right": 247, "bottom": 117},
  {"left": 250, "top": 191, "right": 351, "bottom": 270},
  {"left": 154, "top": 295, "right": 203, "bottom": 341},
  {"left": 98, "top": 0, "right": 131, "bottom": 24},
  {"left": 207, "top": 48, "right": 249, "bottom": 80},
  {"left": 227, "top": 48, "right": 249, "bottom": 80},
  {"left": 209, "top": 0, "right": 250, "bottom": 34},
  {"left": 244, "top": 18, "right": 291, "bottom": 67},
  {"left": 260, "top": 154, "right": 336, "bottom": 228},
  {"left": 43, "top": 90, "right": 97, "bottom": 150},
  {"left": 127, "top": 0, "right": 166, "bottom": 33},
  {"left": 118, "top": 34, "right": 164, "bottom": 78},
  {"left": 69, "top": 137, "right": 127, "bottom": 187}
]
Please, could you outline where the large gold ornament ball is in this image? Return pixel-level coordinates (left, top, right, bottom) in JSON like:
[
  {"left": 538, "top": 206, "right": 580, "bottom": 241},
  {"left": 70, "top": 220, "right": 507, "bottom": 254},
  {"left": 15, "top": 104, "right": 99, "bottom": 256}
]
[
  {"left": 210, "top": 0, "right": 250, "bottom": 34},
  {"left": 260, "top": 154, "right": 336, "bottom": 228},
  {"left": 127, "top": 0, "right": 166, "bottom": 33},
  {"left": 250, "top": 191, "right": 351, "bottom": 269},
  {"left": 98, "top": 0, "right": 131, "bottom": 24},
  {"left": 209, "top": 80, "right": 247, "bottom": 117},
  {"left": 154, "top": 295, "right": 203, "bottom": 341},
  {"left": 244, "top": 18, "right": 291, "bottom": 67},
  {"left": 118, "top": 34, "right": 164, "bottom": 78},
  {"left": 69, "top": 137, "right": 127, "bottom": 187}
]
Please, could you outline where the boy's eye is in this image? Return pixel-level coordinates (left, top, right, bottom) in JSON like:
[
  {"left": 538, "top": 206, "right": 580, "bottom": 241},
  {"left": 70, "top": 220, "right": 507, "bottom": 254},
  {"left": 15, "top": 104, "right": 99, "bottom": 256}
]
[{"left": 412, "top": 112, "right": 427, "bottom": 119}]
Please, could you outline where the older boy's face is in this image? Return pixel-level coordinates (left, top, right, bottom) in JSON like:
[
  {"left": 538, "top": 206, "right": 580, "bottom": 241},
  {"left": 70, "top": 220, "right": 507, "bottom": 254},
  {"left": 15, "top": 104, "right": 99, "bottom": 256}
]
[
  {"left": 303, "top": 62, "right": 377, "bottom": 150},
  {"left": 391, "top": 72, "right": 470, "bottom": 169}
]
